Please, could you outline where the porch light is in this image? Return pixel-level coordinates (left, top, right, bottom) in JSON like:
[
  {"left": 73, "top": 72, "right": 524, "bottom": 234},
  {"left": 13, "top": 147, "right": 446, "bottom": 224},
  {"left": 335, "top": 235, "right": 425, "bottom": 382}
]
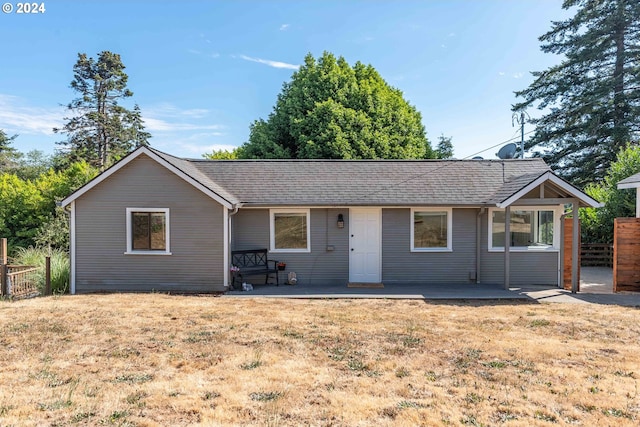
[{"left": 337, "top": 214, "right": 344, "bottom": 229}]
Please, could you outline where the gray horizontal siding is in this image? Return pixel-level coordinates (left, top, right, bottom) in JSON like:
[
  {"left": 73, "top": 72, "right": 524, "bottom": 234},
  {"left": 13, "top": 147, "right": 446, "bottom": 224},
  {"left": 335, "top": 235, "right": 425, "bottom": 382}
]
[
  {"left": 232, "top": 209, "right": 349, "bottom": 286},
  {"left": 75, "top": 154, "right": 225, "bottom": 293},
  {"left": 231, "top": 207, "right": 560, "bottom": 287},
  {"left": 481, "top": 251, "right": 559, "bottom": 285},
  {"left": 383, "top": 208, "right": 477, "bottom": 285},
  {"left": 479, "top": 210, "right": 559, "bottom": 285}
]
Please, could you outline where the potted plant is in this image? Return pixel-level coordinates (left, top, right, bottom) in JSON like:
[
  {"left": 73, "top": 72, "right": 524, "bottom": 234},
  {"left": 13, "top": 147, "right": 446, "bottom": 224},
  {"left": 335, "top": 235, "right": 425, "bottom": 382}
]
[{"left": 277, "top": 262, "right": 286, "bottom": 271}]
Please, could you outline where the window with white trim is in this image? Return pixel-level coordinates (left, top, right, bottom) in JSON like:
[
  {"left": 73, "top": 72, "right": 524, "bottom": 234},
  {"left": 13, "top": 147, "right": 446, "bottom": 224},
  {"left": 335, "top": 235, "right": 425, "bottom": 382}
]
[
  {"left": 489, "top": 207, "right": 559, "bottom": 250},
  {"left": 125, "top": 208, "right": 171, "bottom": 254},
  {"left": 411, "top": 208, "right": 452, "bottom": 251},
  {"left": 270, "top": 209, "right": 310, "bottom": 252}
]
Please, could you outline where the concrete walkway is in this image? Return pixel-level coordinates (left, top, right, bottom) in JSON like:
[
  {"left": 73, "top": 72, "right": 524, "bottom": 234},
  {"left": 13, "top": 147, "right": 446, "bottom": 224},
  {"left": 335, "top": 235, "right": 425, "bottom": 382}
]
[{"left": 225, "top": 267, "right": 640, "bottom": 306}]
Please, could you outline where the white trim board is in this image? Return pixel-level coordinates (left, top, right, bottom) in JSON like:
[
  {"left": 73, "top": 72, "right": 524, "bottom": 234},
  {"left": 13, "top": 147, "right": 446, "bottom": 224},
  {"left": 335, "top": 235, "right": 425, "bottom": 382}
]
[
  {"left": 70, "top": 201, "right": 76, "bottom": 295},
  {"left": 124, "top": 208, "right": 172, "bottom": 255},
  {"left": 269, "top": 208, "right": 312, "bottom": 253}
]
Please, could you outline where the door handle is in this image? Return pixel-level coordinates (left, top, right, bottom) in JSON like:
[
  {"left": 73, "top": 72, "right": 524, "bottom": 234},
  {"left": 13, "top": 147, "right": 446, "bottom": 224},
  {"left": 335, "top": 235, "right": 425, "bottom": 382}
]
[{"left": 351, "top": 248, "right": 354, "bottom": 251}]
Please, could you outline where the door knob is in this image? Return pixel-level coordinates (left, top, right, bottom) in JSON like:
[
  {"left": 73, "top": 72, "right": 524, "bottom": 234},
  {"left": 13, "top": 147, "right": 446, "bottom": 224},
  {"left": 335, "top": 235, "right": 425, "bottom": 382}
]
[{"left": 351, "top": 248, "right": 354, "bottom": 251}]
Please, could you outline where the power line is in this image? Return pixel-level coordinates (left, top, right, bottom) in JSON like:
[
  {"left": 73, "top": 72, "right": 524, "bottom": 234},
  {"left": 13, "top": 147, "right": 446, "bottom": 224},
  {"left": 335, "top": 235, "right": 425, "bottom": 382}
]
[
  {"left": 359, "top": 129, "right": 538, "bottom": 200},
  {"left": 360, "top": 84, "right": 640, "bottom": 199}
]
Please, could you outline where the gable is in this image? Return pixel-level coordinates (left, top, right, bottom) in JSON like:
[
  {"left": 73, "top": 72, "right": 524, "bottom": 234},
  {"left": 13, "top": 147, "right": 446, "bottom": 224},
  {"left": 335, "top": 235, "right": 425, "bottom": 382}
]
[{"left": 61, "top": 148, "right": 235, "bottom": 208}]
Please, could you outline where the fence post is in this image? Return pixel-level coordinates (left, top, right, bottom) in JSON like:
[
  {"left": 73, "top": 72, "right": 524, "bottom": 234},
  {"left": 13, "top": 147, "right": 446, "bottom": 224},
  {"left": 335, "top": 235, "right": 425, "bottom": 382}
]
[
  {"left": 0, "top": 238, "right": 6, "bottom": 297},
  {"left": 1, "top": 238, "right": 6, "bottom": 265},
  {"left": 1, "top": 264, "right": 7, "bottom": 297},
  {"left": 45, "top": 256, "right": 51, "bottom": 296}
]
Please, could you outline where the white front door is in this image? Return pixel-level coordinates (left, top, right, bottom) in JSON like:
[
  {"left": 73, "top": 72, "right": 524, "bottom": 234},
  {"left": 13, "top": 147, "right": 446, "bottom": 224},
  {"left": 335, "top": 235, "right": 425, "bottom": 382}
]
[{"left": 349, "top": 208, "right": 381, "bottom": 283}]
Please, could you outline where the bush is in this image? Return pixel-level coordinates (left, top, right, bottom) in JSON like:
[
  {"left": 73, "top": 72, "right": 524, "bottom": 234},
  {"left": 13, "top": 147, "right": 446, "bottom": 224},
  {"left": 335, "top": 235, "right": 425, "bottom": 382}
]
[
  {"left": 580, "top": 145, "right": 640, "bottom": 244},
  {"left": 13, "top": 247, "right": 70, "bottom": 294}
]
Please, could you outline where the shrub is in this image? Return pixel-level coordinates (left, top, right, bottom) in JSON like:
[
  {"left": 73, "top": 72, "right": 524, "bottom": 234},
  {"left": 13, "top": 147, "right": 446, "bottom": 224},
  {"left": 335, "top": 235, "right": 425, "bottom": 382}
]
[{"left": 13, "top": 247, "right": 70, "bottom": 294}]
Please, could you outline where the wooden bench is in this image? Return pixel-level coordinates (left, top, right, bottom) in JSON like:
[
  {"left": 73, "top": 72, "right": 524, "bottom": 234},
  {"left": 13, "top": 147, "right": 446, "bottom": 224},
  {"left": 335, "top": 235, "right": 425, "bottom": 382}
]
[{"left": 231, "top": 249, "right": 279, "bottom": 289}]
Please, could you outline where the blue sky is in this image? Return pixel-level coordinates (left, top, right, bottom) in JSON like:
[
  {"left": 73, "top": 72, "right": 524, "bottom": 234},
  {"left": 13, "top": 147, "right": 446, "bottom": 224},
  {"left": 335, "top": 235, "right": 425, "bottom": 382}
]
[{"left": 0, "top": 1, "right": 570, "bottom": 160}]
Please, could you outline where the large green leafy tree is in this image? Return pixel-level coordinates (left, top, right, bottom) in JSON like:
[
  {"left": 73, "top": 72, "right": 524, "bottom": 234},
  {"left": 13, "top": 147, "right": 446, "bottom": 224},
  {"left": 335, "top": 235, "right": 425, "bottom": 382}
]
[
  {"left": 581, "top": 144, "right": 640, "bottom": 243},
  {"left": 55, "top": 51, "right": 151, "bottom": 170},
  {"left": 0, "top": 160, "right": 97, "bottom": 250},
  {"left": 513, "top": 0, "right": 640, "bottom": 187},
  {"left": 240, "top": 52, "right": 433, "bottom": 159}
]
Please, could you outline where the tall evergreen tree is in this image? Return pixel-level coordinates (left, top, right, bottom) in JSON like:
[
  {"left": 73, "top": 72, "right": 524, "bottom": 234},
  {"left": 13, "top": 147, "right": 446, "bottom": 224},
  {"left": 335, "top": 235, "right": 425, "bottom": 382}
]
[
  {"left": 513, "top": 0, "right": 640, "bottom": 187},
  {"left": 240, "top": 52, "right": 433, "bottom": 159},
  {"left": 434, "top": 135, "right": 454, "bottom": 159},
  {"left": 0, "top": 130, "right": 21, "bottom": 173},
  {"left": 55, "top": 51, "right": 151, "bottom": 170}
]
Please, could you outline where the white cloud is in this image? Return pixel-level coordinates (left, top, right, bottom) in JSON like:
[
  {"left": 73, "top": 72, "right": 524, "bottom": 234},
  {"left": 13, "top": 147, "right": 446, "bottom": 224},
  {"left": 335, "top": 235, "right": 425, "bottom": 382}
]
[
  {"left": 183, "top": 142, "right": 235, "bottom": 155},
  {"left": 238, "top": 54, "right": 299, "bottom": 70},
  {"left": 448, "top": 32, "right": 456, "bottom": 37},
  {"left": 151, "top": 132, "right": 235, "bottom": 157},
  {"left": 142, "top": 103, "right": 226, "bottom": 135},
  {"left": 143, "top": 117, "right": 223, "bottom": 132},
  {"left": 279, "top": 24, "right": 290, "bottom": 31},
  {"left": 188, "top": 49, "right": 220, "bottom": 59},
  {"left": 498, "top": 72, "right": 506, "bottom": 76},
  {"left": 0, "top": 94, "right": 64, "bottom": 135},
  {"left": 145, "top": 103, "right": 211, "bottom": 119},
  {"left": 513, "top": 72, "right": 524, "bottom": 79}
]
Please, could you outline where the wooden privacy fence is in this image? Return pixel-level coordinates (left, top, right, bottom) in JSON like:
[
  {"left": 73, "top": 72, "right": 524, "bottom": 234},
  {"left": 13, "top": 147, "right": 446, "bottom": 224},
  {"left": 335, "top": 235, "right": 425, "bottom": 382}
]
[
  {"left": 613, "top": 218, "right": 640, "bottom": 292},
  {"left": 581, "top": 243, "right": 613, "bottom": 267},
  {"left": 562, "top": 217, "right": 580, "bottom": 291}
]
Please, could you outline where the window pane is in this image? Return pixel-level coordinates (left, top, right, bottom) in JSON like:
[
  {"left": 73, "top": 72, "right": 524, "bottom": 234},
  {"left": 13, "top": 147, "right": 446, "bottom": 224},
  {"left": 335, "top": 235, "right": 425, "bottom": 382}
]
[
  {"left": 492, "top": 210, "right": 554, "bottom": 248},
  {"left": 537, "top": 211, "right": 554, "bottom": 245},
  {"left": 150, "top": 213, "right": 166, "bottom": 250},
  {"left": 274, "top": 213, "right": 307, "bottom": 249},
  {"left": 414, "top": 211, "right": 448, "bottom": 248},
  {"left": 132, "top": 213, "right": 150, "bottom": 250},
  {"left": 511, "top": 210, "right": 533, "bottom": 246},
  {"left": 492, "top": 211, "right": 505, "bottom": 247},
  {"left": 132, "top": 212, "right": 166, "bottom": 251}
]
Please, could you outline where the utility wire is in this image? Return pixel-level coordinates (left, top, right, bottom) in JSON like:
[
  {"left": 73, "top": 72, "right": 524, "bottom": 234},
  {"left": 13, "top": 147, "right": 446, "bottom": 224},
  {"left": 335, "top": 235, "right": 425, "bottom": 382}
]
[
  {"left": 360, "top": 85, "right": 640, "bottom": 199},
  {"left": 359, "top": 129, "right": 537, "bottom": 200}
]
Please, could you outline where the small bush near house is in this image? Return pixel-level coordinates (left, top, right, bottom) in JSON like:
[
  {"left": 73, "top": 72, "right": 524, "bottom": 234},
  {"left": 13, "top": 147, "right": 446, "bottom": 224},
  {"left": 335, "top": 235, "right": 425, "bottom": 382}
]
[{"left": 13, "top": 247, "right": 70, "bottom": 294}]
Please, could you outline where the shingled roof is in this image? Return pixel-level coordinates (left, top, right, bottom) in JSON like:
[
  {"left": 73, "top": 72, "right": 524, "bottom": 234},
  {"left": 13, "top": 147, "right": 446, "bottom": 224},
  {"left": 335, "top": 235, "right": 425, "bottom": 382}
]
[
  {"left": 183, "top": 156, "right": 551, "bottom": 207},
  {"left": 61, "top": 146, "right": 602, "bottom": 208},
  {"left": 137, "top": 145, "right": 566, "bottom": 206}
]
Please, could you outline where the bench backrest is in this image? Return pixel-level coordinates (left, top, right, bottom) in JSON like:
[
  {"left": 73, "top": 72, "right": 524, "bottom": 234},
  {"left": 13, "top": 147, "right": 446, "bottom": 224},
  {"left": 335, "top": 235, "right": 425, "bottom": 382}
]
[{"left": 231, "top": 249, "right": 269, "bottom": 268}]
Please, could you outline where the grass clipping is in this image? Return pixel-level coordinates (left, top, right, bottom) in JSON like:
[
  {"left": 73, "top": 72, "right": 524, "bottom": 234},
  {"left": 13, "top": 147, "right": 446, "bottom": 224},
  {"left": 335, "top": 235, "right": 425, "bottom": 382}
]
[{"left": 1, "top": 296, "right": 640, "bottom": 426}]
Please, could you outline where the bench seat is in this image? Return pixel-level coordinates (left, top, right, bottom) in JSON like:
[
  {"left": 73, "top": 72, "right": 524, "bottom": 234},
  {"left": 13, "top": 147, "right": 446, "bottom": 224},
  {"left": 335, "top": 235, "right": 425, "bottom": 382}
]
[{"left": 231, "top": 249, "right": 279, "bottom": 288}]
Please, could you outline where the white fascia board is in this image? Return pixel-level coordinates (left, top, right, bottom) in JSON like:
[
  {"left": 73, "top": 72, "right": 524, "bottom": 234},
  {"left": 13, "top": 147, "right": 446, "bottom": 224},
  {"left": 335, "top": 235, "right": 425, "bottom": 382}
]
[
  {"left": 497, "top": 172, "right": 603, "bottom": 209},
  {"left": 61, "top": 147, "right": 234, "bottom": 209},
  {"left": 618, "top": 181, "right": 640, "bottom": 190},
  {"left": 70, "top": 201, "right": 76, "bottom": 295}
]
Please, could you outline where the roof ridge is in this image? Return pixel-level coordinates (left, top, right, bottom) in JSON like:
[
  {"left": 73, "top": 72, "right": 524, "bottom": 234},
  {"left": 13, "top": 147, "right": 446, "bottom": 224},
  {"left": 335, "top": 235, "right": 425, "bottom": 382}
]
[{"left": 187, "top": 158, "right": 548, "bottom": 163}]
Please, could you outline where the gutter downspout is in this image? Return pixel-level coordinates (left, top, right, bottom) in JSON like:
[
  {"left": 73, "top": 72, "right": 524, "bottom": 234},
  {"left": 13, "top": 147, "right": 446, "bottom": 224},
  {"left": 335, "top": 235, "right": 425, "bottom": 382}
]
[
  {"left": 228, "top": 204, "right": 240, "bottom": 271},
  {"left": 559, "top": 212, "right": 567, "bottom": 289},
  {"left": 476, "top": 208, "right": 485, "bottom": 284}
]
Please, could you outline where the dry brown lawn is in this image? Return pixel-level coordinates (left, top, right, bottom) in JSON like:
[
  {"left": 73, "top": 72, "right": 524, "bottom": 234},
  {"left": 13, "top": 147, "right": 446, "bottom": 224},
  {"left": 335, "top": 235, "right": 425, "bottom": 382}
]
[{"left": 1, "top": 295, "right": 640, "bottom": 426}]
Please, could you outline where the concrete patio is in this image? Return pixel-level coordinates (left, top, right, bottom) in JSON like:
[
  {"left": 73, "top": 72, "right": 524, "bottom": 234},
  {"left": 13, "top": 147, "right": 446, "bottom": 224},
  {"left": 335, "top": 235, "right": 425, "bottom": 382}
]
[{"left": 224, "top": 267, "right": 640, "bottom": 306}]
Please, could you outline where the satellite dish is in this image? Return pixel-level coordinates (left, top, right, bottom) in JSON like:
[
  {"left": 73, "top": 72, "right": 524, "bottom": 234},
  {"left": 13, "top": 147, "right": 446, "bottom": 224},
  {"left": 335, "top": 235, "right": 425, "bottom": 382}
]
[
  {"left": 497, "top": 143, "right": 517, "bottom": 159},
  {"left": 472, "top": 156, "right": 483, "bottom": 160}
]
